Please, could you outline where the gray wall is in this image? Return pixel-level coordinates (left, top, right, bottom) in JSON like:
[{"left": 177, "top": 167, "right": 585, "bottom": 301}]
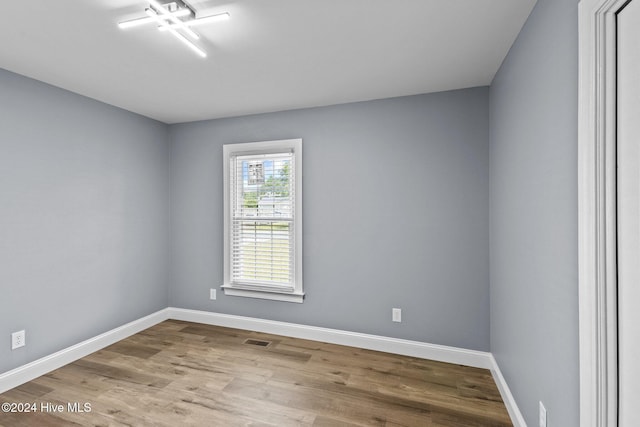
[
  {"left": 489, "top": 0, "right": 579, "bottom": 425},
  {"left": 0, "top": 68, "right": 171, "bottom": 374},
  {"left": 170, "top": 88, "right": 490, "bottom": 351}
]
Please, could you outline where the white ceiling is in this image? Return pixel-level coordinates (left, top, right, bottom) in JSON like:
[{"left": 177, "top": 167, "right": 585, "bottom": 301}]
[{"left": 0, "top": 0, "right": 536, "bottom": 124}]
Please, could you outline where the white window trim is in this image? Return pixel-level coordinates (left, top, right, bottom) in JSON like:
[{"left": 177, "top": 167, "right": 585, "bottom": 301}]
[{"left": 222, "top": 138, "right": 304, "bottom": 303}]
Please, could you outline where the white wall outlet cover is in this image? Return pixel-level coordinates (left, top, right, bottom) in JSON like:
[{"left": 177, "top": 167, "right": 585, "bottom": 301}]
[
  {"left": 11, "top": 330, "right": 25, "bottom": 350},
  {"left": 392, "top": 308, "right": 402, "bottom": 322},
  {"left": 210, "top": 289, "right": 217, "bottom": 300}
]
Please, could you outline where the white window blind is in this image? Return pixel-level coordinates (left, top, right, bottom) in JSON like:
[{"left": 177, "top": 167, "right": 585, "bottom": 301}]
[{"left": 230, "top": 152, "right": 295, "bottom": 291}]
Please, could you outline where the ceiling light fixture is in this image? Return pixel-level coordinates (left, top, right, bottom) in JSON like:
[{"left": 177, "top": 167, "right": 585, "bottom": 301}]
[{"left": 118, "top": 1, "right": 229, "bottom": 58}]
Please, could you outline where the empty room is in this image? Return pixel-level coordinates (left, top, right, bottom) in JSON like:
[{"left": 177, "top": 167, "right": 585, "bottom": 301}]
[{"left": 3, "top": 0, "right": 630, "bottom": 426}]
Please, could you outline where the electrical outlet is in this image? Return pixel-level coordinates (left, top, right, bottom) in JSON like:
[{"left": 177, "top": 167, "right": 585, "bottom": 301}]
[
  {"left": 539, "top": 401, "right": 547, "bottom": 427},
  {"left": 210, "top": 288, "right": 217, "bottom": 300},
  {"left": 392, "top": 308, "right": 402, "bottom": 322},
  {"left": 11, "top": 330, "right": 25, "bottom": 350}
]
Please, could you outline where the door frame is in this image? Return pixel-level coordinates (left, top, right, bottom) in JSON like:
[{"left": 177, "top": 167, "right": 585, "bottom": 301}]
[{"left": 578, "top": 0, "right": 628, "bottom": 425}]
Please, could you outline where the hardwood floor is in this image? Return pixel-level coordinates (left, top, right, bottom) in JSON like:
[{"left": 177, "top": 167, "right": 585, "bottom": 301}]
[{"left": 0, "top": 320, "right": 512, "bottom": 426}]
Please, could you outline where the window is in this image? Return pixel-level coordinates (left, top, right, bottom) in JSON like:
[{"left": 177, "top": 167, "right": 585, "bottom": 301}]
[{"left": 222, "top": 139, "right": 303, "bottom": 303}]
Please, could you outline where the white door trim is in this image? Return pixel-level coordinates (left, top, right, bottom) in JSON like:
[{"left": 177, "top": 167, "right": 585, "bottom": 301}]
[{"left": 578, "top": 0, "right": 628, "bottom": 425}]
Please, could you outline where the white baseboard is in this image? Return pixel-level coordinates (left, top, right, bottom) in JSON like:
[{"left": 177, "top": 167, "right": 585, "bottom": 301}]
[
  {"left": 0, "top": 308, "right": 169, "bottom": 394},
  {"left": 167, "top": 307, "right": 493, "bottom": 369},
  {"left": 490, "top": 354, "right": 527, "bottom": 427}
]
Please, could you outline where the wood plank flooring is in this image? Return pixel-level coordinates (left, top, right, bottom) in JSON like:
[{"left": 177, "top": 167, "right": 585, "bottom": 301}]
[{"left": 0, "top": 320, "right": 512, "bottom": 426}]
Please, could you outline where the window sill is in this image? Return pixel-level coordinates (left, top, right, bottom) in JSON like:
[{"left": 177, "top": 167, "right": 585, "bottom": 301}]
[{"left": 221, "top": 285, "right": 305, "bottom": 303}]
